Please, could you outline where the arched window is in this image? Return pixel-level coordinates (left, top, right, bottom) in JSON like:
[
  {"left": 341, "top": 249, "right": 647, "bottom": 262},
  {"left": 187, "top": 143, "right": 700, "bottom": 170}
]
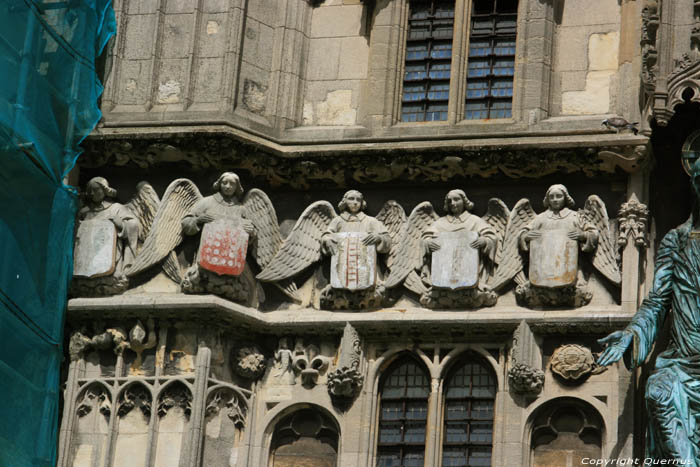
[
  {"left": 441, "top": 354, "right": 497, "bottom": 466},
  {"left": 271, "top": 408, "right": 339, "bottom": 467},
  {"left": 530, "top": 399, "right": 603, "bottom": 467},
  {"left": 376, "top": 356, "right": 431, "bottom": 466}
]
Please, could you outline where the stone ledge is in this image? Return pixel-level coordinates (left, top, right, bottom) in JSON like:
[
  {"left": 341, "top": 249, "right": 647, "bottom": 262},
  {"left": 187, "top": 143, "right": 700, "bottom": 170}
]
[{"left": 67, "top": 294, "right": 632, "bottom": 337}]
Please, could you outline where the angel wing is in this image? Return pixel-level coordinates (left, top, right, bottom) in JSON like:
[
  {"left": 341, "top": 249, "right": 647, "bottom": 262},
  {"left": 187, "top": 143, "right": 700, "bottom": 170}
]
[
  {"left": 489, "top": 199, "right": 535, "bottom": 290},
  {"left": 242, "top": 188, "right": 283, "bottom": 269},
  {"left": 125, "top": 182, "right": 160, "bottom": 243},
  {"left": 481, "top": 198, "right": 510, "bottom": 255},
  {"left": 581, "top": 195, "right": 621, "bottom": 285},
  {"left": 384, "top": 202, "right": 437, "bottom": 289},
  {"left": 376, "top": 200, "right": 407, "bottom": 269},
  {"left": 126, "top": 179, "right": 202, "bottom": 277},
  {"left": 256, "top": 201, "right": 336, "bottom": 283}
]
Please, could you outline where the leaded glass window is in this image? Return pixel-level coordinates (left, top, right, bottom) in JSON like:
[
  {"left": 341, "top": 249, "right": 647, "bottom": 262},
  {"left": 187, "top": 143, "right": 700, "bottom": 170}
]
[
  {"left": 401, "top": 0, "right": 455, "bottom": 122},
  {"left": 376, "top": 357, "right": 430, "bottom": 466},
  {"left": 464, "top": 0, "right": 518, "bottom": 119},
  {"left": 441, "top": 355, "right": 497, "bottom": 466}
]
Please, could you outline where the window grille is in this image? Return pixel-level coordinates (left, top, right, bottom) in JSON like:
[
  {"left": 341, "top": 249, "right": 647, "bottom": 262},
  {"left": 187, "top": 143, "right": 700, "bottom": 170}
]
[
  {"left": 464, "top": 0, "right": 518, "bottom": 119},
  {"left": 376, "top": 357, "right": 431, "bottom": 466},
  {"left": 401, "top": 0, "right": 456, "bottom": 122},
  {"left": 441, "top": 356, "right": 497, "bottom": 466}
]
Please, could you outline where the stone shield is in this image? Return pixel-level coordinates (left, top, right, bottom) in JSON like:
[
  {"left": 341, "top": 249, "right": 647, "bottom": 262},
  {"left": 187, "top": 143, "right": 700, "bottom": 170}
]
[
  {"left": 529, "top": 230, "right": 578, "bottom": 287},
  {"left": 430, "top": 231, "right": 480, "bottom": 289},
  {"left": 330, "top": 232, "right": 377, "bottom": 290},
  {"left": 73, "top": 219, "right": 117, "bottom": 278},
  {"left": 198, "top": 220, "right": 249, "bottom": 276}
]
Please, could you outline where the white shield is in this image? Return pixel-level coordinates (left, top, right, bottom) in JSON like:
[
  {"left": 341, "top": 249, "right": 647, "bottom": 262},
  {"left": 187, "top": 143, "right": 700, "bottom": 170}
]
[
  {"left": 330, "top": 232, "right": 377, "bottom": 290},
  {"left": 529, "top": 230, "right": 578, "bottom": 287},
  {"left": 431, "top": 231, "right": 480, "bottom": 289},
  {"left": 73, "top": 219, "right": 117, "bottom": 278}
]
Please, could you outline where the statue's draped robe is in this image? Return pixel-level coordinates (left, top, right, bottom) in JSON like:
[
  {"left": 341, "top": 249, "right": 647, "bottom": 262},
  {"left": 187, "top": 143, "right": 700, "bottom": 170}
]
[
  {"left": 322, "top": 212, "right": 391, "bottom": 254},
  {"left": 627, "top": 220, "right": 700, "bottom": 463}
]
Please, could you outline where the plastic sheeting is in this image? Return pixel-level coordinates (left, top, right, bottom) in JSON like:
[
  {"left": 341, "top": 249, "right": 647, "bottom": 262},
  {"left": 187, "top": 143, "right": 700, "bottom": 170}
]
[{"left": 0, "top": 1, "right": 115, "bottom": 465}]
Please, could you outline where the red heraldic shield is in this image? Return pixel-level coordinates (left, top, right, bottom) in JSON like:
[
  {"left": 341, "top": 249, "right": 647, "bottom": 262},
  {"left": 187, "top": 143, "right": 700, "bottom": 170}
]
[{"left": 198, "top": 220, "right": 249, "bottom": 276}]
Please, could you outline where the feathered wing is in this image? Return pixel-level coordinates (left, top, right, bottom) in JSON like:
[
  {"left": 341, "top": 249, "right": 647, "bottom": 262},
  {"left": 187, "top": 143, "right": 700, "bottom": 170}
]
[
  {"left": 384, "top": 202, "right": 437, "bottom": 289},
  {"left": 243, "top": 188, "right": 283, "bottom": 269},
  {"left": 489, "top": 199, "right": 535, "bottom": 290},
  {"left": 376, "top": 200, "right": 407, "bottom": 269},
  {"left": 125, "top": 181, "right": 160, "bottom": 243},
  {"left": 256, "top": 201, "right": 336, "bottom": 282},
  {"left": 482, "top": 198, "right": 510, "bottom": 258},
  {"left": 582, "top": 195, "right": 621, "bottom": 285},
  {"left": 126, "top": 179, "right": 202, "bottom": 277}
]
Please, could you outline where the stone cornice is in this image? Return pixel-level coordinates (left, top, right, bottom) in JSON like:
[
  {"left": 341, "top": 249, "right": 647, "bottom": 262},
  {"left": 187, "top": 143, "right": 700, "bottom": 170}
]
[
  {"left": 81, "top": 126, "right": 649, "bottom": 189},
  {"left": 67, "top": 294, "right": 632, "bottom": 339}
]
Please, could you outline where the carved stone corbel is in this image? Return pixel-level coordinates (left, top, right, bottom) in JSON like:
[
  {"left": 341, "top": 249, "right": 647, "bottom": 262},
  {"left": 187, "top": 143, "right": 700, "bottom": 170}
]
[
  {"left": 327, "top": 323, "right": 364, "bottom": 403},
  {"left": 618, "top": 195, "right": 650, "bottom": 248}
]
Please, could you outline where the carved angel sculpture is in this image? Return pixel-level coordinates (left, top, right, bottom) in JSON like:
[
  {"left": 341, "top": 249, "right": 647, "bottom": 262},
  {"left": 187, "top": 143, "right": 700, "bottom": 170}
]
[
  {"left": 257, "top": 190, "right": 405, "bottom": 310},
  {"left": 490, "top": 184, "right": 621, "bottom": 307},
  {"left": 385, "top": 190, "right": 509, "bottom": 308},
  {"left": 126, "top": 172, "right": 283, "bottom": 306},
  {"left": 72, "top": 177, "right": 173, "bottom": 296}
]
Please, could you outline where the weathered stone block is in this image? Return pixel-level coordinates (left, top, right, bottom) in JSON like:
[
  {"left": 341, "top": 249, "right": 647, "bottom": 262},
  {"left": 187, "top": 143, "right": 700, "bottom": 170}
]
[
  {"left": 198, "top": 13, "right": 229, "bottom": 58},
  {"left": 339, "top": 37, "right": 369, "bottom": 80},
  {"left": 117, "top": 59, "right": 153, "bottom": 105},
  {"left": 123, "top": 14, "right": 157, "bottom": 60},
  {"left": 560, "top": 0, "right": 620, "bottom": 27},
  {"left": 162, "top": 14, "right": 194, "bottom": 59},
  {"left": 193, "top": 57, "right": 225, "bottom": 103},
  {"left": 307, "top": 38, "right": 341, "bottom": 80},
  {"left": 311, "top": 5, "right": 364, "bottom": 38}
]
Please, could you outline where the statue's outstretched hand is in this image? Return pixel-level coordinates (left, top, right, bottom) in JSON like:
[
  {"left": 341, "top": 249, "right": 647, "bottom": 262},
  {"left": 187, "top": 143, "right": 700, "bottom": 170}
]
[{"left": 597, "top": 330, "right": 633, "bottom": 367}]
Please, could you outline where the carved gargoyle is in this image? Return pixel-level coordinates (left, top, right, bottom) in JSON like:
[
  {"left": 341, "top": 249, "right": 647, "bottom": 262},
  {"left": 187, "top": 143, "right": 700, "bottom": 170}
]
[
  {"left": 490, "top": 184, "right": 620, "bottom": 308},
  {"left": 257, "top": 190, "right": 406, "bottom": 310},
  {"left": 385, "top": 190, "right": 510, "bottom": 308},
  {"left": 126, "top": 172, "right": 286, "bottom": 306}
]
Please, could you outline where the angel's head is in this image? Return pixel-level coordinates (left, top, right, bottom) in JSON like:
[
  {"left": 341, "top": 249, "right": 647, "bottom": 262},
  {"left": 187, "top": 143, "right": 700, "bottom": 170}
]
[
  {"left": 338, "top": 190, "right": 367, "bottom": 214},
  {"left": 543, "top": 184, "right": 575, "bottom": 212},
  {"left": 444, "top": 189, "right": 474, "bottom": 215},
  {"left": 213, "top": 172, "right": 244, "bottom": 199},
  {"left": 85, "top": 177, "right": 116, "bottom": 204}
]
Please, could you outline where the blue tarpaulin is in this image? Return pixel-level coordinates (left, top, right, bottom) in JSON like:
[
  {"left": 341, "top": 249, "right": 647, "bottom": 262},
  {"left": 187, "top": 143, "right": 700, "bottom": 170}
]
[{"left": 0, "top": 1, "right": 115, "bottom": 465}]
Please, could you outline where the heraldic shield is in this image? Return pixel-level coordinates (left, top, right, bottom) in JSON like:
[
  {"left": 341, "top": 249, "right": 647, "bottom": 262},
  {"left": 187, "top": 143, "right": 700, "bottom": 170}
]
[
  {"left": 431, "top": 231, "right": 480, "bottom": 289},
  {"left": 198, "top": 219, "right": 249, "bottom": 276},
  {"left": 330, "top": 232, "right": 377, "bottom": 291},
  {"left": 73, "top": 219, "right": 117, "bottom": 278},
  {"left": 529, "top": 230, "right": 578, "bottom": 287}
]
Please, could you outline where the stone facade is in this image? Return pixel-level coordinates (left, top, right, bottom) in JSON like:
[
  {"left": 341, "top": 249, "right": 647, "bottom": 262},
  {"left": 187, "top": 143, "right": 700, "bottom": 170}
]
[{"left": 58, "top": 0, "right": 700, "bottom": 465}]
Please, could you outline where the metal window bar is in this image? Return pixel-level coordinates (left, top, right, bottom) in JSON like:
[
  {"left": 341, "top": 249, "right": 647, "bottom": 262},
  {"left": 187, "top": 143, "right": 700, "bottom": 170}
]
[
  {"left": 442, "top": 360, "right": 497, "bottom": 467},
  {"left": 465, "top": 0, "right": 518, "bottom": 120},
  {"left": 401, "top": 0, "right": 455, "bottom": 122},
  {"left": 377, "top": 359, "right": 430, "bottom": 466}
]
